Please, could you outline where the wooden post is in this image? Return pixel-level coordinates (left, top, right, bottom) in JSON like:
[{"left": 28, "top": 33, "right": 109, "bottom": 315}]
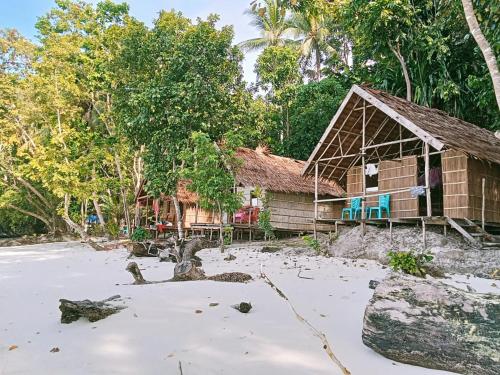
[
  {"left": 481, "top": 177, "right": 485, "bottom": 231},
  {"left": 399, "top": 124, "right": 403, "bottom": 159},
  {"left": 194, "top": 203, "right": 199, "bottom": 224},
  {"left": 389, "top": 219, "right": 393, "bottom": 244},
  {"left": 422, "top": 218, "right": 426, "bottom": 249},
  {"left": 443, "top": 224, "right": 447, "bottom": 237},
  {"left": 249, "top": 207, "right": 252, "bottom": 242},
  {"left": 314, "top": 162, "right": 319, "bottom": 240},
  {"left": 361, "top": 100, "right": 367, "bottom": 235},
  {"left": 424, "top": 142, "right": 432, "bottom": 217}
]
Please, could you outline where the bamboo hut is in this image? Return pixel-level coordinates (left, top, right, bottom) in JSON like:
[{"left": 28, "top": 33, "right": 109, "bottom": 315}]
[
  {"left": 234, "top": 147, "right": 344, "bottom": 233},
  {"left": 135, "top": 147, "right": 344, "bottom": 237},
  {"left": 302, "top": 85, "right": 500, "bottom": 245}
]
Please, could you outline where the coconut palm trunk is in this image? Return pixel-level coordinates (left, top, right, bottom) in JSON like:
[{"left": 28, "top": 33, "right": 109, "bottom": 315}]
[{"left": 461, "top": 0, "right": 500, "bottom": 109}]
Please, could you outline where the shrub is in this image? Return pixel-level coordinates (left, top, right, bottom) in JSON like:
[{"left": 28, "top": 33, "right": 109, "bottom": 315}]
[
  {"left": 105, "top": 222, "right": 120, "bottom": 239},
  {"left": 303, "top": 235, "right": 323, "bottom": 255},
  {"left": 131, "top": 227, "right": 151, "bottom": 242},
  {"left": 223, "top": 226, "right": 233, "bottom": 246},
  {"left": 387, "top": 250, "right": 434, "bottom": 277},
  {"left": 258, "top": 209, "right": 275, "bottom": 240}
]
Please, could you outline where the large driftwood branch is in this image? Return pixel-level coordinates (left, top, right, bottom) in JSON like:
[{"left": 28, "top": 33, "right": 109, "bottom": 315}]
[
  {"left": 260, "top": 268, "right": 351, "bottom": 375},
  {"left": 126, "top": 262, "right": 148, "bottom": 284},
  {"left": 59, "top": 295, "right": 125, "bottom": 323}
]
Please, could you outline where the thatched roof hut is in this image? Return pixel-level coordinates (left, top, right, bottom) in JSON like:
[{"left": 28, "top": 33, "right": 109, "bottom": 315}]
[
  {"left": 303, "top": 85, "right": 500, "bottom": 180},
  {"left": 302, "top": 84, "right": 500, "bottom": 225},
  {"left": 234, "top": 146, "right": 343, "bottom": 196}
]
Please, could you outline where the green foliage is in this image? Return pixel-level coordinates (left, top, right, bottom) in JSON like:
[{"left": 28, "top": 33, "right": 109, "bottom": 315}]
[
  {"left": 302, "top": 234, "right": 321, "bottom": 255},
  {"left": 180, "top": 131, "right": 243, "bottom": 216},
  {"left": 283, "top": 77, "right": 348, "bottom": 159},
  {"left": 223, "top": 226, "right": 233, "bottom": 246},
  {"left": 258, "top": 208, "right": 275, "bottom": 240},
  {"left": 343, "top": 0, "right": 500, "bottom": 130},
  {"left": 105, "top": 221, "right": 120, "bottom": 239},
  {"left": 115, "top": 11, "right": 246, "bottom": 204},
  {"left": 256, "top": 45, "right": 302, "bottom": 99},
  {"left": 387, "top": 250, "right": 434, "bottom": 278},
  {"left": 131, "top": 227, "right": 151, "bottom": 242}
]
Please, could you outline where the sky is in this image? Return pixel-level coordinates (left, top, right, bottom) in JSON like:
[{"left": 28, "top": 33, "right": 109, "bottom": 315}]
[{"left": 0, "top": 0, "right": 259, "bottom": 83}]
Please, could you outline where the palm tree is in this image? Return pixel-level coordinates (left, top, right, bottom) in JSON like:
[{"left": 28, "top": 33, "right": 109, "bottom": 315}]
[
  {"left": 239, "top": 0, "right": 294, "bottom": 51},
  {"left": 288, "top": 12, "right": 334, "bottom": 81},
  {"left": 461, "top": 0, "right": 500, "bottom": 110}
]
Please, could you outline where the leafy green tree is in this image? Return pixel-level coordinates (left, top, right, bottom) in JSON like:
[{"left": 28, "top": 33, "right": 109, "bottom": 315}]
[
  {"left": 255, "top": 45, "right": 302, "bottom": 140},
  {"left": 283, "top": 77, "right": 348, "bottom": 160},
  {"left": 344, "top": 0, "right": 499, "bottom": 130},
  {"left": 181, "top": 132, "right": 243, "bottom": 251},
  {"left": 114, "top": 11, "right": 246, "bottom": 239}
]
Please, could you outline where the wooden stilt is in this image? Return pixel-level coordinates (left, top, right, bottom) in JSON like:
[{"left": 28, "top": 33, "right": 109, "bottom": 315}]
[
  {"left": 424, "top": 143, "right": 432, "bottom": 217},
  {"left": 361, "top": 100, "right": 367, "bottom": 236},
  {"left": 422, "top": 218, "right": 426, "bottom": 250},
  {"left": 389, "top": 220, "right": 393, "bottom": 244},
  {"left": 443, "top": 224, "right": 447, "bottom": 237},
  {"left": 314, "top": 162, "right": 319, "bottom": 240},
  {"left": 481, "top": 178, "right": 485, "bottom": 231}
]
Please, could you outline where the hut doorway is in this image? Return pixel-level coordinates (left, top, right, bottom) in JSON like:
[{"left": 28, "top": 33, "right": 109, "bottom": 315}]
[{"left": 418, "top": 154, "right": 443, "bottom": 216}]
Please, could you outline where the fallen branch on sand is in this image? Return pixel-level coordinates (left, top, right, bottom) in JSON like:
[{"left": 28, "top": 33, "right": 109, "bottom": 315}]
[
  {"left": 125, "top": 262, "right": 252, "bottom": 284},
  {"left": 59, "top": 295, "right": 125, "bottom": 323},
  {"left": 260, "top": 266, "right": 351, "bottom": 375},
  {"left": 297, "top": 268, "right": 314, "bottom": 280}
]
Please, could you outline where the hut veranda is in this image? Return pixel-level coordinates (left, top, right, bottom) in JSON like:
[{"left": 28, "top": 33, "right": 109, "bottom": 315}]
[
  {"left": 135, "top": 147, "right": 344, "bottom": 239},
  {"left": 302, "top": 85, "right": 500, "bottom": 247}
]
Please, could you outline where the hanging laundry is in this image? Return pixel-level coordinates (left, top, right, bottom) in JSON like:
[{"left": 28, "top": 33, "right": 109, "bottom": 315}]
[
  {"left": 418, "top": 167, "right": 442, "bottom": 188},
  {"left": 365, "top": 163, "right": 379, "bottom": 176},
  {"left": 410, "top": 186, "right": 426, "bottom": 198}
]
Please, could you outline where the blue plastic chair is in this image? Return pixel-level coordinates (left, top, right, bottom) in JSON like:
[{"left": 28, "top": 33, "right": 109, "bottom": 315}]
[
  {"left": 341, "top": 198, "right": 362, "bottom": 220},
  {"left": 368, "top": 194, "right": 390, "bottom": 219}
]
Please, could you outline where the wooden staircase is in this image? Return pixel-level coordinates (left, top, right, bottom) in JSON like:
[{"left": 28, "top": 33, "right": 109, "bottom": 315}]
[{"left": 446, "top": 217, "right": 500, "bottom": 249}]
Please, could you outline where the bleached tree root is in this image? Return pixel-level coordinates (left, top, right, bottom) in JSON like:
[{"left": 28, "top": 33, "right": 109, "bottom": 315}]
[{"left": 260, "top": 268, "right": 351, "bottom": 375}]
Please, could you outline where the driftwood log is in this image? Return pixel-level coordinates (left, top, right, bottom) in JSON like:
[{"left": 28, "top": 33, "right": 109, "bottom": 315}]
[
  {"left": 362, "top": 274, "right": 500, "bottom": 375},
  {"left": 59, "top": 295, "right": 125, "bottom": 324},
  {"left": 171, "top": 238, "right": 217, "bottom": 281},
  {"left": 126, "top": 262, "right": 148, "bottom": 284}
]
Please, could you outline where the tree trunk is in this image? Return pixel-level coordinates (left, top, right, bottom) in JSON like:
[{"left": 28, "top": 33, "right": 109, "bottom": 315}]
[
  {"left": 92, "top": 196, "right": 106, "bottom": 229},
  {"left": 363, "top": 274, "right": 500, "bottom": 375},
  {"left": 461, "top": 0, "right": 500, "bottom": 110},
  {"left": 114, "top": 153, "right": 131, "bottom": 236},
  {"left": 133, "top": 149, "right": 144, "bottom": 229},
  {"left": 7, "top": 204, "right": 52, "bottom": 229},
  {"left": 63, "top": 193, "right": 90, "bottom": 241},
  {"left": 171, "top": 195, "right": 184, "bottom": 240},
  {"left": 390, "top": 43, "right": 412, "bottom": 101},
  {"left": 218, "top": 204, "right": 225, "bottom": 252},
  {"left": 315, "top": 47, "right": 321, "bottom": 81}
]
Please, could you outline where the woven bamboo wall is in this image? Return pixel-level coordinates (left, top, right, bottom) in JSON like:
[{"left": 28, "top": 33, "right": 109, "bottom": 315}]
[
  {"left": 442, "top": 150, "right": 469, "bottom": 219},
  {"left": 267, "top": 192, "right": 341, "bottom": 232},
  {"left": 467, "top": 158, "right": 500, "bottom": 223},
  {"left": 346, "top": 166, "right": 363, "bottom": 197},
  {"left": 346, "top": 157, "right": 418, "bottom": 218},
  {"left": 183, "top": 206, "right": 219, "bottom": 228},
  {"left": 378, "top": 156, "right": 419, "bottom": 218}
]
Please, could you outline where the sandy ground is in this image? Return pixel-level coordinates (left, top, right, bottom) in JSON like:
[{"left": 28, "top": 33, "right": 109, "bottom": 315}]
[{"left": 1, "top": 241, "right": 494, "bottom": 375}]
